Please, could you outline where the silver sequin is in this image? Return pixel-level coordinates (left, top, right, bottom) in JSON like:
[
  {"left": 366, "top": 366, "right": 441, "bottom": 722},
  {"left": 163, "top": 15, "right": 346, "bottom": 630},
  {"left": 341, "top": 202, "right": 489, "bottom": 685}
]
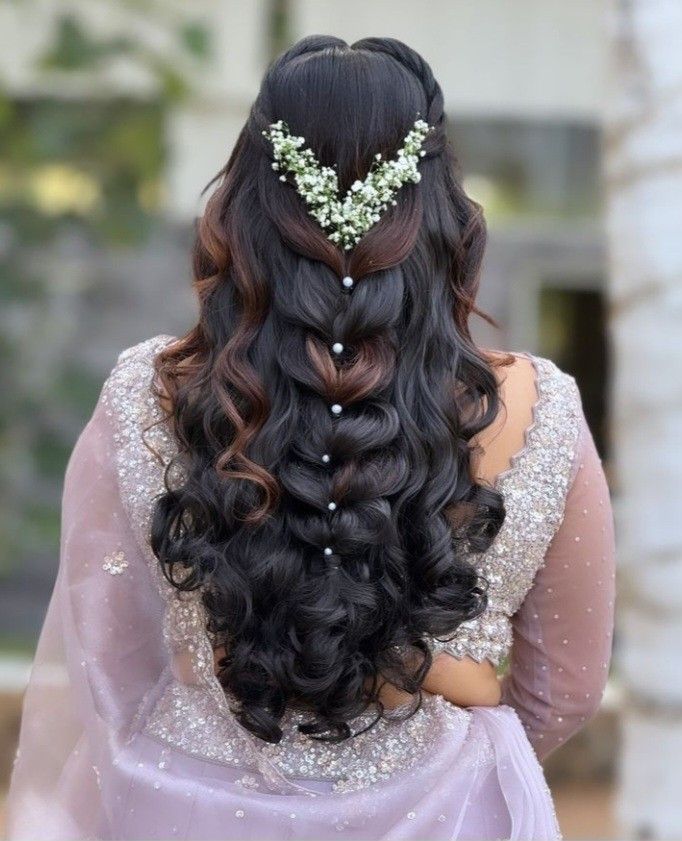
[
  {"left": 428, "top": 356, "right": 581, "bottom": 666},
  {"left": 101, "top": 336, "right": 580, "bottom": 797},
  {"left": 102, "top": 550, "right": 128, "bottom": 575},
  {"left": 145, "top": 676, "right": 469, "bottom": 793}
]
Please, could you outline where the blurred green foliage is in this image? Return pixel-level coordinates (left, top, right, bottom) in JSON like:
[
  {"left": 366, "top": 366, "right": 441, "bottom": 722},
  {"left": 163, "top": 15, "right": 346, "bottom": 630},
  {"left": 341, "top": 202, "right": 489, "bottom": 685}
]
[
  {"left": 0, "top": 96, "right": 165, "bottom": 243},
  {"left": 0, "top": 4, "right": 210, "bottom": 575},
  {"left": 40, "top": 12, "right": 210, "bottom": 100}
]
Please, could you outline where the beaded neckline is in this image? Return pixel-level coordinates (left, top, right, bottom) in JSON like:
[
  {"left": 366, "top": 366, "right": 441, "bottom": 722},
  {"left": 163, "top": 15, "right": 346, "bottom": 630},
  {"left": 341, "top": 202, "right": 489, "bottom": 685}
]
[
  {"left": 427, "top": 351, "right": 582, "bottom": 665},
  {"left": 490, "top": 350, "right": 543, "bottom": 492}
]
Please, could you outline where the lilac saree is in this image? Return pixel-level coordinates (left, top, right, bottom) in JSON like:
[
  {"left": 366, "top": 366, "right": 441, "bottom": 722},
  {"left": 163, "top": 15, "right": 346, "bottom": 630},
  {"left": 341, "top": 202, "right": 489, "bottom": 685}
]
[{"left": 6, "top": 336, "right": 616, "bottom": 840}]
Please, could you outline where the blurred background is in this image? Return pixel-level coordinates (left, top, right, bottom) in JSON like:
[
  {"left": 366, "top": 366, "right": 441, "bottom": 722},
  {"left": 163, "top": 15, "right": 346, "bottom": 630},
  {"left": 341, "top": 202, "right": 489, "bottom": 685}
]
[{"left": 0, "top": 0, "right": 680, "bottom": 838}]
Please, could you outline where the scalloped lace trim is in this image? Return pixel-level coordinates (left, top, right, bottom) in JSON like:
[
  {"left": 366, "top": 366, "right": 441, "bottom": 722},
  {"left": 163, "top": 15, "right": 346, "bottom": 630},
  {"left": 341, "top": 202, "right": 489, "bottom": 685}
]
[{"left": 488, "top": 350, "right": 543, "bottom": 492}]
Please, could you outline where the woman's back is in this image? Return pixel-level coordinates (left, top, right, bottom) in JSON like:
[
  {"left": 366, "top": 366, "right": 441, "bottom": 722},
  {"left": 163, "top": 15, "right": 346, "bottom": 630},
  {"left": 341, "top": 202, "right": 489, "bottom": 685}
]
[
  {"left": 6, "top": 334, "right": 614, "bottom": 839},
  {"left": 6, "top": 34, "right": 615, "bottom": 841}
]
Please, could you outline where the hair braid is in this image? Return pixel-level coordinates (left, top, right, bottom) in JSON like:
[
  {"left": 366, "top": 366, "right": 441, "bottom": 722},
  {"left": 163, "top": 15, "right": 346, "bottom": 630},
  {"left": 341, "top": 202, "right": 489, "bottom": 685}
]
[
  {"left": 151, "top": 35, "right": 505, "bottom": 745},
  {"left": 352, "top": 37, "right": 445, "bottom": 129}
]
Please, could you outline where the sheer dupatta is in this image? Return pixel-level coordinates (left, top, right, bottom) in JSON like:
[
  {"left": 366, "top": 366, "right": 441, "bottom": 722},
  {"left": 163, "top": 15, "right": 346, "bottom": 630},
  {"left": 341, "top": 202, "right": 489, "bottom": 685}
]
[
  {"left": 6, "top": 347, "right": 317, "bottom": 839},
  {"left": 6, "top": 388, "right": 168, "bottom": 838},
  {"left": 6, "top": 339, "right": 584, "bottom": 840}
]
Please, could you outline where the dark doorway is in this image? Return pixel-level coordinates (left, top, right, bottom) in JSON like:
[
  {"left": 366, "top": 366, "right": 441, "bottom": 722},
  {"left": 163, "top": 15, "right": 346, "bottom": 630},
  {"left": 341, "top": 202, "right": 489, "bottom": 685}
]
[{"left": 538, "top": 285, "right": 609, "bottom": 461}]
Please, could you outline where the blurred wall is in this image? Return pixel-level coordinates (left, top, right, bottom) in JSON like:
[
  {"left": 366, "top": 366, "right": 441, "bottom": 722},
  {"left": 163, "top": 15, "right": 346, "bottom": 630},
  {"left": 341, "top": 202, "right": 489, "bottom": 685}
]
[
  {"left": 0, "top": 0, "right": 608, "bottom": 647},
  {"left": 1, "top": 0, "right": 606, "bottom": 215},
  {"left": 0, "top": 3, "right": 621, "bottom": 833}
]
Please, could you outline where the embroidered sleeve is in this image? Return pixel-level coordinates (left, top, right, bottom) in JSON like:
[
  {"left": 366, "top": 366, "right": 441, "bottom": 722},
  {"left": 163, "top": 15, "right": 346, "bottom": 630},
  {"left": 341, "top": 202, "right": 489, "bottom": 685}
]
[{"left": 500, "top": 412, "right": 616, "bottom": 759}]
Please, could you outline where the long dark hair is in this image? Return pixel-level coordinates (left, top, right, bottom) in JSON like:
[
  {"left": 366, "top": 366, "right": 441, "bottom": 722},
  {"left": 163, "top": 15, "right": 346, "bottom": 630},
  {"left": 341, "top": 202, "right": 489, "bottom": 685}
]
[{"left": 151, "top": 35, "right": 506, "bottom": 744}]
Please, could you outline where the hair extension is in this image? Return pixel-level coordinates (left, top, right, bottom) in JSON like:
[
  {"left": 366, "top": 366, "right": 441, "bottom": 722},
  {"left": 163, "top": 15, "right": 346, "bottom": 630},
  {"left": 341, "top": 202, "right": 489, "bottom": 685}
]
[{"left": 150, "top": 35, "right": 506, "bottom": 744}]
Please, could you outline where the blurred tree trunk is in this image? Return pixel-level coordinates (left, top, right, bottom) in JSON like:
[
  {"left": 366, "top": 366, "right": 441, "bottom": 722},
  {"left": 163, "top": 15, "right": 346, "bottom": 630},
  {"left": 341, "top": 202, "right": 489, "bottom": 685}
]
[{"left": 605, "top": 1, "right": 682, "bottom": 838}]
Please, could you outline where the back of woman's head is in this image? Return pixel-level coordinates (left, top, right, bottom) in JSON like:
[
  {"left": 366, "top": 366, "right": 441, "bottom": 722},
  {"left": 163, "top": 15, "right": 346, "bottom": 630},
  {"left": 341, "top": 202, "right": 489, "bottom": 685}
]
[{"left": 151, "top": 35, "right": 505, "bottom": 743}]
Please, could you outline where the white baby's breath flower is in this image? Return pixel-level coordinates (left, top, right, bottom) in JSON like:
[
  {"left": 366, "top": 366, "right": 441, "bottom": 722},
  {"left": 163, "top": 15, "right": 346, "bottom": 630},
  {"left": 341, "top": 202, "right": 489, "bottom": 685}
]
[{"left": 263, "top": 117, "right": 431, "bottom": 249}]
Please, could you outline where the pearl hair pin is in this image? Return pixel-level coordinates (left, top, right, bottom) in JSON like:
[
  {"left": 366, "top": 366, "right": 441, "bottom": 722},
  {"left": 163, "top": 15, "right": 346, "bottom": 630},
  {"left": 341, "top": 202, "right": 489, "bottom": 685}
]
[
  {"left": 331, "top": 403, "right": 343, "bottom": 415},
  {"left": 328, "top": 502, "right": 337, "bottom": 511},
  {"left": 342, "top": 276, "right": 354, "bottom": 289},
  {"left": 332, "top": 342, "right": 344, "bottom": 354},
  {"left": 324, "top": 547, "right": 333, "bottom": 556},
  {"left": 321, "top": 453, "right": 331, "bottom": 463}
]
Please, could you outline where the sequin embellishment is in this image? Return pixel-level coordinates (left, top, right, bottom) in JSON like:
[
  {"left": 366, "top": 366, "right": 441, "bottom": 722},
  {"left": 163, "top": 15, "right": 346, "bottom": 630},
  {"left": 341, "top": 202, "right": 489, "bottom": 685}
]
[
  {"left": 428, "top": 355, "right": 582, "bottom": 666},
  {"left": 145, "top": 676, "right": 469, "bottom": 793},
  {"left": 102, "top": 550, "right": 128, "bottom": 575},
  {"left": 100, "top": 336, "right": 581, "bottom": 796}
]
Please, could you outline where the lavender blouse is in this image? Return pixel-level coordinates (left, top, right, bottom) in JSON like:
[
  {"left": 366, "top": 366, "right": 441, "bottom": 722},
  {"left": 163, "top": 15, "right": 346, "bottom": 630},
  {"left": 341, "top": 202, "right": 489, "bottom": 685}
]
[{"left": 6, "top": 335, "right": 616, "bottom": 840}]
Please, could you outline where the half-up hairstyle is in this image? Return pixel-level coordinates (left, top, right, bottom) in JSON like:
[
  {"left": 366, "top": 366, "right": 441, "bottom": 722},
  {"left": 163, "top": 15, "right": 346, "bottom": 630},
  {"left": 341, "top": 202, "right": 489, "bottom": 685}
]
[{"left": 151, "top": 35, "right": 506, "bottom": 744}]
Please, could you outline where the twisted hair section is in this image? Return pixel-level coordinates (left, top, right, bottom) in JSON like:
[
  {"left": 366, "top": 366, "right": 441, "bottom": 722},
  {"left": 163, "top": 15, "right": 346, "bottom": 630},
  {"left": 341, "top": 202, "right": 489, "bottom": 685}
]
[{"left": 151, "top": 35, "right": 506, "bottom": 743}]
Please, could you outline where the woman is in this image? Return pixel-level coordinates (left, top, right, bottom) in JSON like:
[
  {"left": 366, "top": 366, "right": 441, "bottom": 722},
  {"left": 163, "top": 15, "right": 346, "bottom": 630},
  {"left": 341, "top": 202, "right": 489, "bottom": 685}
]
[{"left": 6, "top": 35, "right": 615, "bottom": 840}]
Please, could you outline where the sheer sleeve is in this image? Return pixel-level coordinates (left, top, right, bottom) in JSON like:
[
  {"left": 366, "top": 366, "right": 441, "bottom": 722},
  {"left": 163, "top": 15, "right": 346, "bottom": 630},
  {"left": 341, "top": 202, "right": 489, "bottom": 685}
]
[
  {"left": 500, "top": 412, "right": 616, "bottom": 760},
  {"left": 5, "top": 381, "right": 167, "bottom": 839}
]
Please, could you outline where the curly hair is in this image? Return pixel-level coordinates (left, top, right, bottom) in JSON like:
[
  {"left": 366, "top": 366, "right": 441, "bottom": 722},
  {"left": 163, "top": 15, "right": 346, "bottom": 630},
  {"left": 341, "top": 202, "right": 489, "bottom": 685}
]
[{"left": 150, "top": 35, "right": 506, "bottom": 744}]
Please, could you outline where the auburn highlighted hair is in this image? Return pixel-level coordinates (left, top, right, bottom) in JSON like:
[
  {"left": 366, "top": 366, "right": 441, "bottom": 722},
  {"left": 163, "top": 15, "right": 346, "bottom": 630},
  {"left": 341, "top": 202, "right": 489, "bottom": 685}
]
[{"left": 150, "top": 35, "right": 506, "bottom": 744}]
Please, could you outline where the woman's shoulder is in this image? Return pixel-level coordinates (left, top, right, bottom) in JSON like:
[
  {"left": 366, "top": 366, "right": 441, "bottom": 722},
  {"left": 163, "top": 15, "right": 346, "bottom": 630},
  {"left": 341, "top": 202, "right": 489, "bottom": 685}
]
[
  {"left": 473, "top": 347, "right": 585, "bottom": 488},
  {"left": 97, "top": 333, "right": 178, "bottom": 426},
  {"left": 483, "top": 346, "right": 578, "bottom": 386},
  {"left": 64, "top": 335, "right": 179, "bottom": 505},
  {"left": 481, "top": 347, "right": 582, "bottom": 416},
  {"left": 114, "top": 333, "right": 179, "bottom": 369},
  {"left": 102, "top": 333, "right": 178, "bottom": 397}
]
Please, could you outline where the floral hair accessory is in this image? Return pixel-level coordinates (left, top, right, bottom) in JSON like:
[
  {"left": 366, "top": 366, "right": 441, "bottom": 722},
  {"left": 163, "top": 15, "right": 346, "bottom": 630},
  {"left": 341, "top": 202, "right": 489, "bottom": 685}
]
[{"left": 262, "top": 117, "right": 432, "bottom": 250}]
